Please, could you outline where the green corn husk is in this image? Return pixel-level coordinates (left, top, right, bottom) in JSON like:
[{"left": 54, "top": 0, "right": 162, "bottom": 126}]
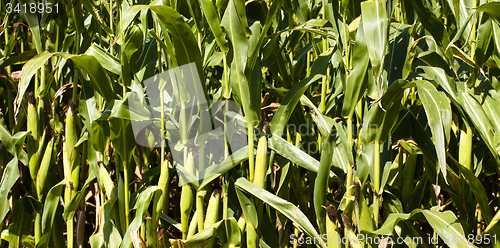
[
  {"left": 204, "top": 189, "right": 221, "bottom": 229},
  {"left": 65, "top": 101, "right": 80, "bottom": 192},
  {"left": 196, "top": 190, "right": 206, "bottom": 233},
  {"left": 180, "top": 150, "right": 195, "bottom": 240},
  {"left": 27, "top": 92, "right": 40, "bottom": 181},
  {"left": 181, "top": 186, "right": 194, "bottom": 239},
  {"left": 36, "top": 135, "right": 54, "bottom": 197},
  {"left": 203, "top": 189, "right": 221, "bottom": 248},
  {"left": 253, "top": 136, "right": 268, "bottom": 188}
]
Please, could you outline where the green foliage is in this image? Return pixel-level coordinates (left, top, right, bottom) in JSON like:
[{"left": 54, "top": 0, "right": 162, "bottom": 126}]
[{"left": 1, "top": 0, "right": 500, "bottom": 247}]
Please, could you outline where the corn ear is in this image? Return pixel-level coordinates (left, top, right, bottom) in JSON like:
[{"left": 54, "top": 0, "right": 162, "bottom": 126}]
[
  {"left": 180, "top": 151, "right": 195, "bottom": 240},
  {"left": 203, "top": 189, "right": 221, "bottom": 248},
  {"left": 65, "top": 101, "right": 80, "bottom": 192},
  {"left": 196, "top": 190, "right": 206, "bottom": 233},
  {"left": 27, "top": 92, "right": 40, "bottom": 180},
  {"left": 36, "top": 136, "right": 54, "bottom": 196},
  {"left": 253, "top": 136, "right": 268, "bottom": 188},
  {"left": 204, "top": 189, "right": 221, "bottom": 229}
]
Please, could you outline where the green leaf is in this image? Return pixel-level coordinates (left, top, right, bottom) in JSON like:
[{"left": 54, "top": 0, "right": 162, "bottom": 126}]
[
  {"left": 421, "top": 210, "right": 478, "bottom": 248},
  {"left": 18, "top": 0, "right": 42, "bottom": 53},
  {"left": 406, "top": 0, "right": 450, "bottom": 48},
  {"left": 222, "top": 0, "right": 260, "bottom": 126},
  {"left": 85, "top": 44, "right": 121, "bottom": 75},
  {"left": 361, "top": 0, "right": 389, "bottom": 79},
  {"left": 0, "top": 159, "right": 20, "bottom": 225},
  {"left": 459, "top": 91, "right": 500, "bottom": 165},
  {"left": 121, "top": 186, "right": 160, "bottom": 248},
  {"left": 268, "top": 134, "right": 339, "bottom": 180},
  {"left": 150, "top": 6, "right": 205, "bottom": 90},
  {"left": 184, "top": 221, "right": 223, "bottom": 248},
  {"left": 37, "top": 182, "right": 65, "bottom": 248},
  {"left": 342, "top": 18, "right": 369, "bottom": 118},
  {"left": 60, "top": 53, "right": 118, "bottom": 103},
  {"left": 199, "top": 0, "right": 229, "bottom": 52},
  {"left": 186, "top": 0, "right": 204, "bottom": 33},
  {"left": 9, "top": 196, "right": 39, "bottom": 248},
  {"left": 417, "top": 80, "right": 451, "bottom": 180},
  {"left": 14, "top": 51, "right": 53, "bottom": 118},
  {"left": 314, "top": 126, "right": 338, "bottom": 235},
  {"left": 0, "top": 51, "right": 37, "bottom": 70},
  {"left": 215, "top": 218, "right": 241, "bottom": 247},
  {"left": 235, "top": 189, "right": 258, "bottom": 228},
  {"left": 454, "top": 162, "right": 500, "bottom": 246},
  {"left": 235, "top": 178, "right": 328, "bottom": 248}
]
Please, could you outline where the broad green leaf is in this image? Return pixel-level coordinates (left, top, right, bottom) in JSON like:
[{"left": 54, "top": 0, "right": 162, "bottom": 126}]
[
  {"left": 314, "top": 126, "right": 338, "bottom": 235},
  {"left": 150, "top": 6, "right": 206, "bottom": 100},
  {"left": 85, "top": 44, "right": 121, "bottom": 75},
  {"left": 475, "top": 19, "right": 493, "bottom": 68},
  {"left": 109, "top": 99, "right": 137, "bottom": 164},
  {"left": 421, "top": 66, "right": 459, "bottom": 103},
  {"left": 454, "top": 162, "right": 500, "bottom": 246},
  {"left": 15, "top": 52, "right": 118, "bottom": 119},
  {"left": 445, "top": 0, "right": 473, "bottom": 39},
  {"left": 14, "top": 51, "right": 53, "bottom": 119},
  {"left": 222, "top": 0, "right": 260, "bottom": 126},
  {"left": 361, "top": 0, "right": 388, "bottom": 79},
  {"left": 186, "top": 0, "right": 204, "bottom": 33},
  {"left": 0, "top": 51, "right": 37, "bottom": 70},
  {"left": 0, "top": 159, "right": 19, "bottom": 225},
  {"left": 61, "top": 54, "right": 118, "bottom": 102},
  {"left": 235, "top": 178, "right": 328, "bottom": 248},
  {"left": 18, "top": 0, "right": 42, "bottom": 53},
  {"left": 406, "top": 0, "right": 450, "bottom": 49},
  {"left": 417, "top": 80, "right": 451, "bottom": 180},
  {"left": 342, "top": 19, "right": 369, "bottom": 118},
  {"left": 235, "top": 189, "right": 258, "bottom": 228},
  {"left": 215, "top": 218, "right": 241, "bottom": 247},
  {"left": 268, "top": 134, "right": 339, "bottom": 180},
  {"left": 459, "top": 91, "right": 500, "bottom": 165},
  {"left": 121, "top": 186, "right": 160, "bottom": 248},
  {"left": 184, "top": 221, "right": 222, "bottom": 247},
  {"left": 37, "top": 182, "right": 65, "bottom": 248},
  {"left": 199, "top": 0, "right": 229, "bottom": 52},
  {"left": 421, "top": 210, "right": 477, "bottom": 248}
]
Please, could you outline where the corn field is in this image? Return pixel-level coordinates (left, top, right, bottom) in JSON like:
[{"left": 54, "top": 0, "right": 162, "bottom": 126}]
[{"left": 1, "top": 0, "right": 500, "bottom": 247}]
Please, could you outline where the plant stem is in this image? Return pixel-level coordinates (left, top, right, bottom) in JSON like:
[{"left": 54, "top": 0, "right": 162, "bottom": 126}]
[
  {"left": 320, "top": 39, "right": 328, "bottom": 114},
  {"left": 248, "top": 125, "right": 255, "bottom": 182},
  {"left": 123, "top": 158, "right": 130, "bottom": 228},
  {"left": 110, "top": 0, "right": 114, "bottom": 55},
  {"left": 373, "top": 140, "right": 380, "bottom": 227}
]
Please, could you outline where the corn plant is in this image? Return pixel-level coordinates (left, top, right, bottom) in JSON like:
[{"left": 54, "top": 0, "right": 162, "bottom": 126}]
[{"left": 1, "top": 0, "right": 500, "bottom": 247}]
